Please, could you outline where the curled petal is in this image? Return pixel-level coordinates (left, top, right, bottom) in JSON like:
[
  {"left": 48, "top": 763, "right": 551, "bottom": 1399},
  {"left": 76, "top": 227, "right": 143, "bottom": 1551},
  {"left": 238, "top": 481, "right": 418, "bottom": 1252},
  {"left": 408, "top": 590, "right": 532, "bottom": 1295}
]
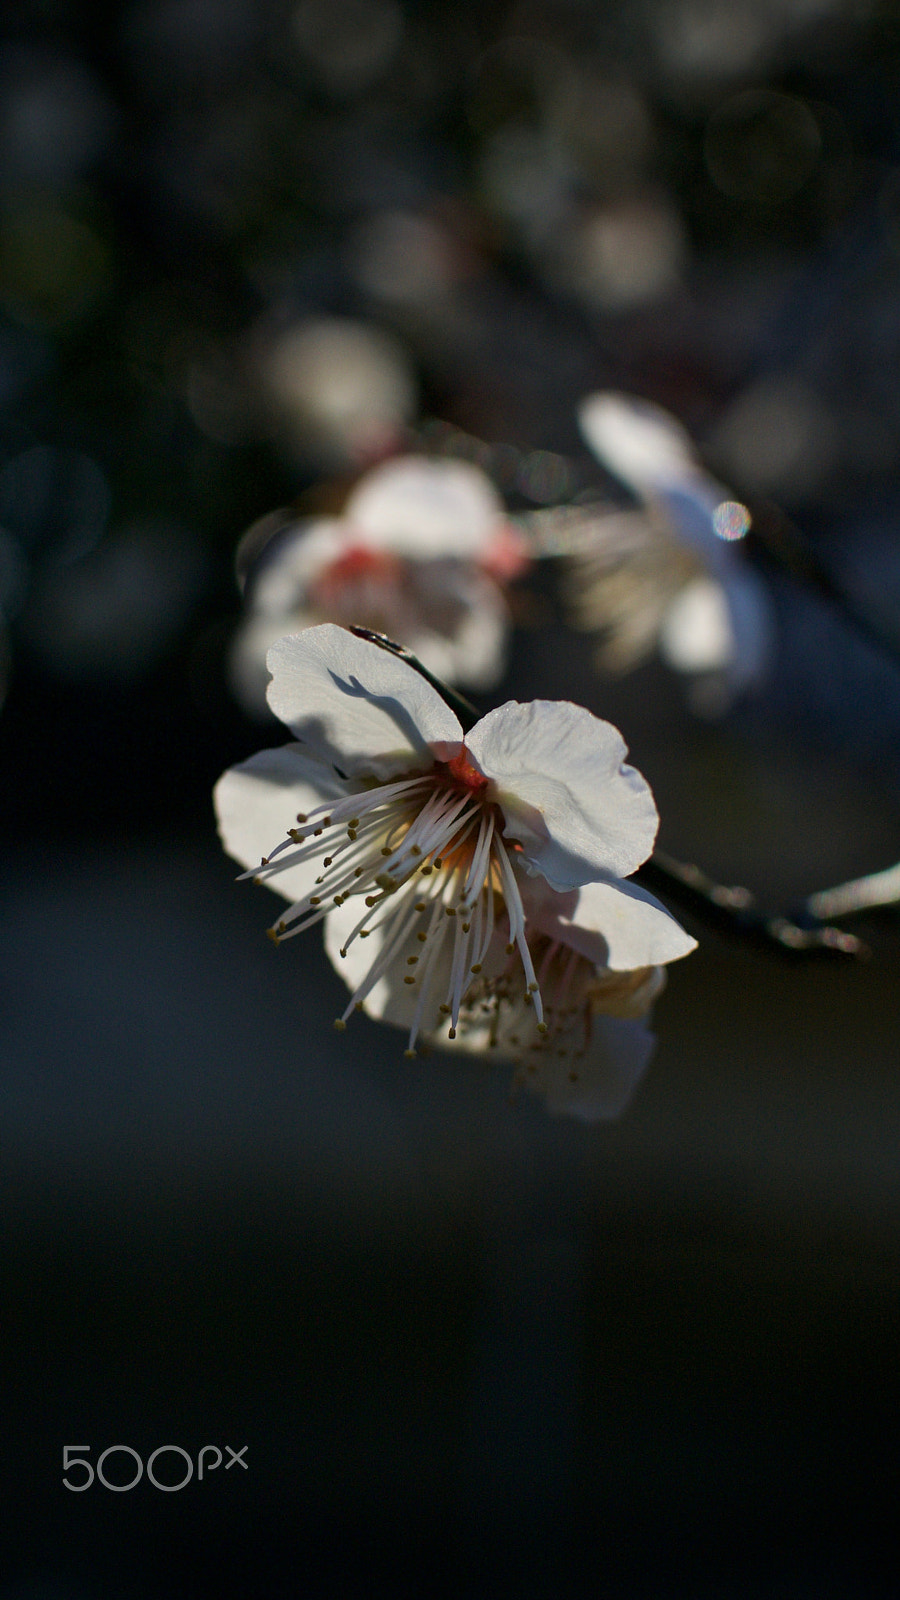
[
  {"left": 266, "top": 623, "right": 463, "bottom": 778},
  {"left": 466, "top": 699, "right": 659, "bottom": 887}
]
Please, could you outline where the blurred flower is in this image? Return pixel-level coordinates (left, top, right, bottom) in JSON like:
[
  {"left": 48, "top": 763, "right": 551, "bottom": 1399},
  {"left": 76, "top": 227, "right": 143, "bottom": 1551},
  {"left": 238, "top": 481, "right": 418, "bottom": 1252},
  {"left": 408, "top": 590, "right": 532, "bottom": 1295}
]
[
  {"left": 214, "top": 624, "right": 689, "bottom": 1091},
  {"left": 253, "top": 315, "right": 417, "bottom": 472},
  {"left": 559, "top": 391, "right": 772, "bottom": 716},
  {"left": 325, "top": 860, "right": 694, "bottom": 1121},
  {"left": 229, "top": 454, "right": 527, "bottom": 712}
]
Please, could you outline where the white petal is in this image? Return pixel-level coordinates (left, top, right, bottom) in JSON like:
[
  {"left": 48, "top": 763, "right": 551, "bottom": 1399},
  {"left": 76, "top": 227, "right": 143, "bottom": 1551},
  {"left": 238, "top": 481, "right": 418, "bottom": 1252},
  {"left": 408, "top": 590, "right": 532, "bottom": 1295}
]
[
  {"left": 521, "top": 873, "right": 697, "bottom": 969},
  {"left": 466, "top": 700, "right": 659, "bottom": 887},
  {"left": 266, "top": 623, "right": 463, "bottom": 778},
  {"left": 577, "top": 391, "right": 697, "bottom": 492},
  {"left": 523, "top": 1015, "right": 655, "bottom": 1121},
  {"left": 213, "top": 743, "right": 344, "bottom": 903},
  {"left": 346, "top": 455, "right": 502, "bottom": 558}
]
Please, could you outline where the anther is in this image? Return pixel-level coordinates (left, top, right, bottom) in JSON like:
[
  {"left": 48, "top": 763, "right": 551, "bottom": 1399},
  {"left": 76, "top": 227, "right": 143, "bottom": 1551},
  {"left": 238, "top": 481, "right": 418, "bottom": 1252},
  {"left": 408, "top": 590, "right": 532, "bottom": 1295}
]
[
  {"left": 296, "top": 813, "right": 307, "bottom": 823},
  {"left": 266, "top": 928, "right": 280, "bottom": 944},
  {"left": 333, "top": 1019, "right": 346, "bottom": 1032},
  {"left": 439, "top": 1004, "right": 451, "bottom": 1014},
  {"left": 537, "top": 1022, "right": 549, "bottom": 1035},
  {"left": 470, "top": 963, "right": 482, "bottom": 973},
  {"left": 309, "top": 896, "right": 321, "bottom": 906},
  {"left": 403, "top": 975, "right": 416, "bottom": 985},
  {"left": 505, "top": 942, "right": 515, "bottom": 955},
  {"left": 448, "top": 1027, "right": 457, "bottom": 1039},
  {"left": 417, "top": 931, "right": 428, "bottom": 942},
  {"left": 406, "top": 956, "right": 418, "bottom": 965}
]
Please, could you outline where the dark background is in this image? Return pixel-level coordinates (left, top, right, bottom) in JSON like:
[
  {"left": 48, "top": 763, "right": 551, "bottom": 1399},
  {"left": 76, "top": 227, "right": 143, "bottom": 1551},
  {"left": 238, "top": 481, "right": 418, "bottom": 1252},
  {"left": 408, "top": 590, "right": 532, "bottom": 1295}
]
[{"left": 2, "top": 1, "right": 900, "bottom": 1595}]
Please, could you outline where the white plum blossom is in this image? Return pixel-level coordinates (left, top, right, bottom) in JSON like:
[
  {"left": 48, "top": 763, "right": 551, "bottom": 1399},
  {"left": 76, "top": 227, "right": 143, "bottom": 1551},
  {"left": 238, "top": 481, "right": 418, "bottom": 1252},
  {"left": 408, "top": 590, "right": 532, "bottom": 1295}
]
[
  {"left": 561, "top": 391, "right": 772, "bottom": 716},
  {"left": 214, "top": 624, "right": 692, "bottom": 1077},
  {"left": 229, "top": 455, "right": 526, "bottom": 715}
]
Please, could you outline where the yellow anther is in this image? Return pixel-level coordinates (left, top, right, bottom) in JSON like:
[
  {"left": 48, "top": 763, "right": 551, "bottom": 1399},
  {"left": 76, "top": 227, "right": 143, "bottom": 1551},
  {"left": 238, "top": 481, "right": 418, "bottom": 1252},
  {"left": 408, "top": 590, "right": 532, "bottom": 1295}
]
[{"left": 333, "top": 1018, "right": 346, "bottom": 1032}]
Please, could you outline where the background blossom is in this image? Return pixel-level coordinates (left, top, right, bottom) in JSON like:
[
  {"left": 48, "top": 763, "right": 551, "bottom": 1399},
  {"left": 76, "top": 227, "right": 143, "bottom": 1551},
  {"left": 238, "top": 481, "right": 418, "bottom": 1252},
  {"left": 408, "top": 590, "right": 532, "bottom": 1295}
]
[
  {"left": 565, "top": 391, "right": 773, "bottom": 716},
  {"left": 229, "top": 454, "right": 524, "bottom": 714}
]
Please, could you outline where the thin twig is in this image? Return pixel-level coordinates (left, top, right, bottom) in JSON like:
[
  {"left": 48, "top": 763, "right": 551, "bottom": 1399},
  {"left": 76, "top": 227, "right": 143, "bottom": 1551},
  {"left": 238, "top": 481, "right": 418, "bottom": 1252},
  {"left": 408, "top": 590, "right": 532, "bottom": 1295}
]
[{"left": 639, "top": 850, "right": 868, "bottom": 959}]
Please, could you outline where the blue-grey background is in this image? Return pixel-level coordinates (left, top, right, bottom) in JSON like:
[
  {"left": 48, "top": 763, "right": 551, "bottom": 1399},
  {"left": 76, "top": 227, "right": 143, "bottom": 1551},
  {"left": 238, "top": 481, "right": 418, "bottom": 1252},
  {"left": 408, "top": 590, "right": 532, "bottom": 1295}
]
[{"left": 2, "top": 2, "right": 900, "bottom": 1595}]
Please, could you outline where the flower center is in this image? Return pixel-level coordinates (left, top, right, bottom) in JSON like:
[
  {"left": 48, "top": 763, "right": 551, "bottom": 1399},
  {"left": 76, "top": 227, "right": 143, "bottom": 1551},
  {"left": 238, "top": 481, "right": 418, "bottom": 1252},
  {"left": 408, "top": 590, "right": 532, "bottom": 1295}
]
[{"left": 242, "top": 750, "right": 547, "bottom": 1054}]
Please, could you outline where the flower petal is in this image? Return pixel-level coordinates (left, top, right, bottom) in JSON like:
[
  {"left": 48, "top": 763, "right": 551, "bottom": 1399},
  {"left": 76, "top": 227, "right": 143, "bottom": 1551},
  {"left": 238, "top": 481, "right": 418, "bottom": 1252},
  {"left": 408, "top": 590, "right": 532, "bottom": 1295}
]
[
  {"left": 346, "top": 455, "right": 502, "bottom": 558},
  {"left": 266, "top": 623, "right": 463, "bottom": 778},
  {"left": 521, "top": 1015, "right": 655, "bottom": 1121},
  {"left": 466, "top": 699, "right": 659, "bottom": 886},
  {"left": 214, "top": 742, "right": 343, "bottom": 903},
  {"left": 577, "top": 391, "right": 697, "bottom": 493},
  {"left": 521, "top": 873, "right": 698, "bottom": 969}
]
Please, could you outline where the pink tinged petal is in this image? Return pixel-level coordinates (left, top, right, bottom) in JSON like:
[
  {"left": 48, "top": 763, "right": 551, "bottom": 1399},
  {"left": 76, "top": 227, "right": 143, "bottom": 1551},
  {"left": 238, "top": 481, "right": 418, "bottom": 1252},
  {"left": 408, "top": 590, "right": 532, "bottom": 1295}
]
[
  {"left": 523, "top": 1014, "right": 656, "bottom": 1122},
  {"left": 465, "top": 700, "right": 659, "bottom": 887},
  {"left": 266, "top": 623, "right": 463, "bottom": 779},
  {"left": 345, "top": 455, "right": 502, "bottom": 559},
  {"left": 521, "top": 874, "right": 697, "bottom": 969},
  {"left": 213, "top": 743, "right": 345, "bottom": 904}
]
